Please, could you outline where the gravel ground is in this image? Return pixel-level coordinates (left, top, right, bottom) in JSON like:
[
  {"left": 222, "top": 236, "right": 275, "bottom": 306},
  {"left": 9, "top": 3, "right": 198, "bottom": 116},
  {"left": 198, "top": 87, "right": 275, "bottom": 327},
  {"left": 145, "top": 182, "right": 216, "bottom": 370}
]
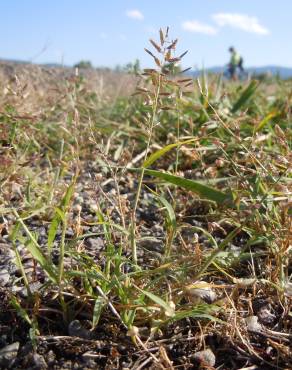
[{"left": 1, "top": 162, "right": 291, "bottom": 369}]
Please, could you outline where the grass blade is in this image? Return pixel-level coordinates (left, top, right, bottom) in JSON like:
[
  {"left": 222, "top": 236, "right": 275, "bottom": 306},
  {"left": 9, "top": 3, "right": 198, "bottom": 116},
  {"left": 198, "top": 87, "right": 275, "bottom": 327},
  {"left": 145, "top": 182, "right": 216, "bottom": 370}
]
[
  {"left": 137, "top": 287, "right": 175, "bottom": 317},
  {"left": 144, "top": 169, "right": 233, "bottom": 205},
  {"left": 254, "top": 110, "right": 277, "bottom": 133},
  {"left": 12, "top": 209, "right": 57, "bottom": 282},
  {"left": 47, "top": 210, "right": 62, "bottom": 260},
  {"left": 231, "top": 80, "right": 258, "bottom": 113},
  {"left": 195, "top": 226, "right": 241, "bottom": 278},
  {"left": 142, "top": 139, "right": 196, "bottom": 168},
  {"left": 156, "top": 195, "right": 177, "bottom": 258},
  {"left": 92, "top": 297, "right": 106, "bottom": 329},
  {"left": 157, "top": 195, "right": 176, "bottom": 230}
]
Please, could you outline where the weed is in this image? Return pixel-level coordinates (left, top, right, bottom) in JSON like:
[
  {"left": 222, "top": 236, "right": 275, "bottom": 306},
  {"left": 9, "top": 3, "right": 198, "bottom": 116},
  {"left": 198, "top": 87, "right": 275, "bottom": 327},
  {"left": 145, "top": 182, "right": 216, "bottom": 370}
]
[{"left": 0, "top": 28, "right": 291, "bottom": 369}]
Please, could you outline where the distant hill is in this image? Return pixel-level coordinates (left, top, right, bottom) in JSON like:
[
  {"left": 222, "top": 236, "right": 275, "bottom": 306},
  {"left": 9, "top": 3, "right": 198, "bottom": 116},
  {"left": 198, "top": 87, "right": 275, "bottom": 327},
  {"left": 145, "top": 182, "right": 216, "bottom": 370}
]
[
  {"left": 0, "top": 58, "right": 70, "bottom": 69},
  {"left": 1, "top": 58, "right": 292, "bottom": 79},
  {"left": 191, "top": 65, "right": 292, "bottom": 79},
  {"left": 246, "top": 66, "right": 292, "bottom": 79}
]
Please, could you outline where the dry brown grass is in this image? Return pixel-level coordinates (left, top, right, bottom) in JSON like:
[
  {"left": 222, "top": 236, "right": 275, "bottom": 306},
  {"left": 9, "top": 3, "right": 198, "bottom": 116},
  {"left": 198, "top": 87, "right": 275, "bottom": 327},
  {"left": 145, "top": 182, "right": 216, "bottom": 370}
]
[{"left": 0, "top": 61, "right": 137, "bottom": 113}]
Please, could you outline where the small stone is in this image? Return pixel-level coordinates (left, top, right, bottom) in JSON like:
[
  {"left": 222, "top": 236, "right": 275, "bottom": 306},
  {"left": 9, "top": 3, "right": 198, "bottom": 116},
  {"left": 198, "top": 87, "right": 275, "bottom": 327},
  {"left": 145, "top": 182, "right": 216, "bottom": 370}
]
[
  {"left": 257, "top": 307, "right": 276, "bottom": 325},
  {"left": 46, "top": 350, "right": 55, "bottom": 366},
  {"left": 186, "top": 282, "right": 217, "bottom": 303},
  {"left": 82, "top": 354, "right": 98, "bottom": 367},
  {"left": 65, "top": 228, "right": 75, "bottom": 237},
  {"left": 68, "top": 320, "right": 91, "bottom": 339},
  {"left": 284, "top": 282, "right": 292, "bottom": 297},
  {"left": 86, "top": 237, "right": 104, "bottom": 250},
  {"left": 33, "top": 353, "right": 48, "bottom": 369},
  {"left": 89, "top": 203, "right": 98, "bottom": 213},
  {"left": 152, "top": 224, "right": 163, "bottom": 232},
  {"left": 75, "top": 196, "right": 84, "bottom": 204},
  {"left": 19, "top": 281, "right": 42, "bottom": 298},
  {"left": 0, "top": 268, "right": 10, "bottom": 286},
  {"left": 234, "top": 278, "right": 257, "bottom": 287},
  {"left": 126, "top": 326, "right": 139, "bottom": 337},
  {"left": 137, "top": 238, "right": 163, "bottom": 253},
  {"left": 0, "top": 243, "right": 15, "bottom": 261},
  {"left": 0, "top": 342, "right": 19, "bottom": 368},
  {"left": 193, "top": 348, "right": 216, "bottom": 367},
  {"left": 245, "top": 316, "right": 262, "bottom": 332},
  {"left": 73, "top": 204, "right": 82, "bottom": 213},
  {"left": 11, "top": 285, "right": 22, "bottom": 294}
]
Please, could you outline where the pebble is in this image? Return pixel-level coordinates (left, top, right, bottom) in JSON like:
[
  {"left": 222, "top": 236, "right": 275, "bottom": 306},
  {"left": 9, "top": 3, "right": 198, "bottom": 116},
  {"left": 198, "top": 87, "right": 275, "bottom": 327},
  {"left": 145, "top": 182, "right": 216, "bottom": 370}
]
[
  {"left": 88, "top": 203, "right": 98, "bottom": 213},
  {"left": 86, "top": 237, "right": 104, "bottom": 250},
  {"left": 46, "top": 350, "right": 56, "bottom": 366},
  {"left": 68, "top": 320, "right": 91, "bottom": 339},
  {"left": 0, "top": 268, "right": 10, "bottom": 286},
  {"left": 186, "top": 282, "right": 217, "bottom": 303},
  {"left": 193, "top": 348, "right": 216, "bottom": 367},
  {"left": 19, "top": 281, "right": 42, "bottom": 298},
  {"left": 0, "top": 243, "right": 15, "bottom": 262},
  {"left": 284, "top": 282, "right": 292, "bottom": 297},
  {"left": 245, "top": 316, "right": 262, "bottom": 332},
  {"left": 65, "top": 228, "right": 75, "bottom": 237},
  {"left": 75, "top": 196, "right": 84, "bottom": 204},
  {"left": 234, "top": 278, "right": 257, "bottom": 287},
  {"left": 137, "top": 238, "right": 163, "bottom": 253},
  {"left": 257, "top": 307, "right": 276, "bottom": 325},
  {"left": 33, "top": 353, "right": 48, "bottom": 369},
  {"left": 0, "top": 341, "right": 19, "bottom": 368}
]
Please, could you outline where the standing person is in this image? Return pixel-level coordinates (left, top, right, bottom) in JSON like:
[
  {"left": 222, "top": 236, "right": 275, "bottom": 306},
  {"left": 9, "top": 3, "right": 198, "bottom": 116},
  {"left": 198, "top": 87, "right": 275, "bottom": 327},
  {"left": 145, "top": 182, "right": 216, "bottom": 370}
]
[{"left": 228, "top": 47, "right": 244, "bottom": 80}]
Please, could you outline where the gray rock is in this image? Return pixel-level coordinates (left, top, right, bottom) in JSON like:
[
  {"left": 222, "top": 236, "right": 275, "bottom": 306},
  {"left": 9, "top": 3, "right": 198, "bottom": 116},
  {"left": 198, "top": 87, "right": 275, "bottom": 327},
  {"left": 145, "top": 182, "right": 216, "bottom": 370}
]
[
  {"left": 152, "top": 224, "right": 163, "bottom": 233},
  {"left": 75, "top": 196, "right": 84, "bottom": 204},
  {"left": 0, "top": 342, "right": 19, "bottom": 368},
  {"left": 137, "top": 237, "right": 164, "bottom": 253},
  {"left": 46, "top": 350, "right": 55, "bottom": 366},
  {"left": 0, "top": 243, "right": 15, "bottom": 261},
  {"left": 65, "top": 228, "right": 75, "bottom": 237},
  {"left": 33, "top": 353, "right": 48, "bottom": 369},
  {"left": 257, "top": 307, "right": 276, "bottom": 325},
  {"left": 193, "top": 348, "right": 216, "bottom": 367},
  {"left": 86, "top": 237, "right": 104, "bottom": 250},
  {"left": 11, "top": 285, "right": 22, "bottom": 294},
  {"left": 68, "top": 320, "right": 91, "bottom": 339},
  {"left": 187, "top": 282, "right": 217, "bottom": 303},
  {"left": 245, "top": 316, "right": 262, "bottom": 332},
  {"left": 19, "top": 281, "right": 42, "bottom": 298},
  {"left": 284, "top": 282, "right": 292, "bottom": 297},
  {"left": 0, "top": 268, "right": 10, "bottom": 286}
]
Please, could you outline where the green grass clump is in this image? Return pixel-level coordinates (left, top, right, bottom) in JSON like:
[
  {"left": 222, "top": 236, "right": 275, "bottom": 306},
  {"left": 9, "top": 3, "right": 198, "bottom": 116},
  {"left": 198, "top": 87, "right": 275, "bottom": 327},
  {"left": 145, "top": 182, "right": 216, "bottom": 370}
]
[{"left": 1, "top": 28, "right": 291, "bottom": 368}]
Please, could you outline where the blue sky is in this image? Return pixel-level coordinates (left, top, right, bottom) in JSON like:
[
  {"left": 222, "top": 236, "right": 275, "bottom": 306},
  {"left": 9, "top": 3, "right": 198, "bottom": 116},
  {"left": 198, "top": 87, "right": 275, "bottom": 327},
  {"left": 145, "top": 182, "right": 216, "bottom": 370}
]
[{"left": 1, "top": 1, "right": 291, "bottom": 68}]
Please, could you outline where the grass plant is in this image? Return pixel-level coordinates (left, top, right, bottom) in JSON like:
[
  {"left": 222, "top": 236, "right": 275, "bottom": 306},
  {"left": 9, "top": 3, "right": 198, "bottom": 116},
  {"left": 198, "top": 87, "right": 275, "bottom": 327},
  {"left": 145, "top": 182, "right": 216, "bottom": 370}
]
[{"left": 0, "top": 28, "right": 291, "bottom": 369}]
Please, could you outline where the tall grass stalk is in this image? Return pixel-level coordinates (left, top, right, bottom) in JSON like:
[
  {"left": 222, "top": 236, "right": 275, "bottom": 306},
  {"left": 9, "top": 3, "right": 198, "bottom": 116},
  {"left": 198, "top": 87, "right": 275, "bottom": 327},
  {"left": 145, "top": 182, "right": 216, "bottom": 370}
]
[
  {"left": 130, "top": 28, "right": 188, "bottom": 265},
  {"left": 131, "top": 73, "right": 162, "bottom": 264}
]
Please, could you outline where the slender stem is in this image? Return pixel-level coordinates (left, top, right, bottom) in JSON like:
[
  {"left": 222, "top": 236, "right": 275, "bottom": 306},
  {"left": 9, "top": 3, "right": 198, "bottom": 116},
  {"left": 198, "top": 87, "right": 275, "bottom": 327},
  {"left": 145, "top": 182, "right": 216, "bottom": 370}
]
[
  {"left": 58, "top": 216, "right": 67, "bottom": 284},
  {"left": 174, "top": 89, "right": 181, "bottom": 175},
  {"left": 50, "top": 139, "right": 64, "bottom": 204},
  {"left": 13, "top": 243, "right": 32, "bottom": 296},
  {"left": 131, "top": 73, "right": 162, "bottom": 265}
]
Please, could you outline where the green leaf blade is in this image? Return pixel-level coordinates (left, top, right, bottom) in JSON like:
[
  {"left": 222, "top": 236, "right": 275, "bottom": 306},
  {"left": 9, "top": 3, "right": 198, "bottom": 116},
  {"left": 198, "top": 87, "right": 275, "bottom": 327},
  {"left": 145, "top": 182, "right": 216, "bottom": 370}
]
[
  {"left": 145, "top": 169, "right": 233, "bottom": 205},
  {"left": 231, "top": 80, "right": 259, "bottom": 113},
  {"left": 142, "top": 139, "right": 196, "bottom": 168}
]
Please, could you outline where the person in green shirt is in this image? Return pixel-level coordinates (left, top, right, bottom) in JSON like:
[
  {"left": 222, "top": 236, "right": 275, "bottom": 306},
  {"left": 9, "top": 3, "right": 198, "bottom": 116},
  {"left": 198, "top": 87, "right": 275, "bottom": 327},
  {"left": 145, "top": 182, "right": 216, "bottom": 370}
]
[{"left": 228, "top": 47, "right": 244, "bottom": 80}]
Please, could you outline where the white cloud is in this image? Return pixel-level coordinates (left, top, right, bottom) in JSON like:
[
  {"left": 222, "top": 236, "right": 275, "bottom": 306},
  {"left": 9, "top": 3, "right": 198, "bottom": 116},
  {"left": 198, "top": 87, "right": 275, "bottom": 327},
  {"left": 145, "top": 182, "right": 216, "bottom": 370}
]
[
  {"left": 213, "top": 13, "right": 269, "bottom": 35},
  {"left": 182, "top": 20, "right": 217, "bottom": 35},
  {"left": 126, "top": 9, "right": 144, "bottom": 21}
]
